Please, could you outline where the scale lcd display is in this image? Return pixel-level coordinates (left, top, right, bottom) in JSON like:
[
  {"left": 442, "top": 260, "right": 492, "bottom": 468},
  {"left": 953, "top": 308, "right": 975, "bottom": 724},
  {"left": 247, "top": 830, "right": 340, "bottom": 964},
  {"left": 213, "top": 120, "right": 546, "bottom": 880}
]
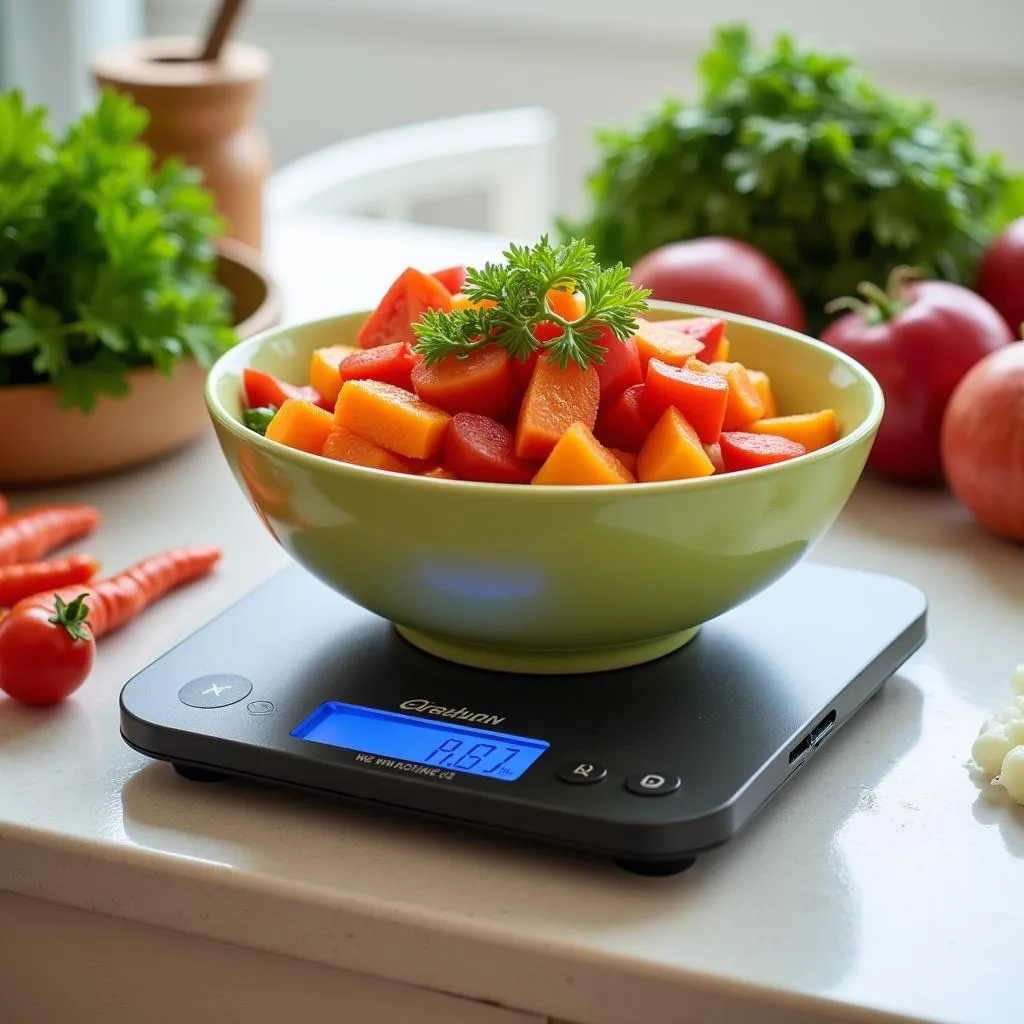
[{"left": 290, "top": 702, "right": 549, "bottom": 782}]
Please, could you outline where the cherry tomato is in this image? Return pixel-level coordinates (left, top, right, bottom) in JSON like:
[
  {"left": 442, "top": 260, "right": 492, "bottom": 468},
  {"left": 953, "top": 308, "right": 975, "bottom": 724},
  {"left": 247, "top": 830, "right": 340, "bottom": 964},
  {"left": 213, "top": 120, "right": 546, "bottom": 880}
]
[
  {"left": 820, "top": 272, "right": 1013, "bottom": 484},
  {"left": 629, "top": 237, "right": 806, "bottom": 333},
  {"left": 974, "top": 217, "right": 1024, "bottom": 337},
  {"left": 0, "top": 595, "right": 95, "bottom": 705}
]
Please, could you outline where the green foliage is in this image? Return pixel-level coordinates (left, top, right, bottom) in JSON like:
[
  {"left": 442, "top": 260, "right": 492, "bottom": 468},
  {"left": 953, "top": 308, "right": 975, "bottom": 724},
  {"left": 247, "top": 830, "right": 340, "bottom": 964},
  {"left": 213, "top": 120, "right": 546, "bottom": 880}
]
[
  {"left": 412, "top": 235, "right": 650, "bottom": 369},
  {"left": 564, "top": 24, "right": 1024, "bottom": 333},
  {"left": 0, "top": 88, "right": 237, "bottom": 410}
]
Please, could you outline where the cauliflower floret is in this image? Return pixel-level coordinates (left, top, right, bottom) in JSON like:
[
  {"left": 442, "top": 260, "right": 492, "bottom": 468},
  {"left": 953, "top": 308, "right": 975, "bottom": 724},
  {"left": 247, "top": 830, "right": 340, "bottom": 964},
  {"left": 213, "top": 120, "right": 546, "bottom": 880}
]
[
  {"left": 993, "top": 746, "right": 1024, "bottom": 805},
  {"left": 972, "top": 727, "right": 1015, "bottom": 777}
]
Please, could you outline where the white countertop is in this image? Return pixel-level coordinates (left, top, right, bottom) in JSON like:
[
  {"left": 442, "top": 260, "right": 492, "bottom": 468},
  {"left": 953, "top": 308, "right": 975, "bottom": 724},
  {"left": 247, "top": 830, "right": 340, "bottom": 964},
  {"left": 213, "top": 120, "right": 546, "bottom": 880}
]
[{"left": 1, "top": 214, "right": 1022, "bottom": 1024}]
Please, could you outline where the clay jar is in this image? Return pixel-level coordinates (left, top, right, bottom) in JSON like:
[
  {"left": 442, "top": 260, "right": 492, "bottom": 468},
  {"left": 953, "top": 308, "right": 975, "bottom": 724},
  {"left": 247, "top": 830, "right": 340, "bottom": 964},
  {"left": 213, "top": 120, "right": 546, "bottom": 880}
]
[{"left": 91, "top": 36, "right": 272, "bottom": 251}]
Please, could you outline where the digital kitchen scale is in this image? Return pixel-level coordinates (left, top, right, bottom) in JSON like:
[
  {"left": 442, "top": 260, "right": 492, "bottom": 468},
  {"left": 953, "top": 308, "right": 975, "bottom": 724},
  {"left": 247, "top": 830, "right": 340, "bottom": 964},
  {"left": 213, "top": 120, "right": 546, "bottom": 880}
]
[{"left": 120, "top": 562, "right": 927, "bottom": 875}]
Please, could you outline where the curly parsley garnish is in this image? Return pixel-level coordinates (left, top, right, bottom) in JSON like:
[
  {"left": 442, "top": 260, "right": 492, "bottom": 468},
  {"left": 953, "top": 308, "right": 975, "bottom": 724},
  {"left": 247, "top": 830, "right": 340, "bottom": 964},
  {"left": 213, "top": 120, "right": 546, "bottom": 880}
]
[{"left": 411, "top": 236, "right": 650, "bottom": 370}]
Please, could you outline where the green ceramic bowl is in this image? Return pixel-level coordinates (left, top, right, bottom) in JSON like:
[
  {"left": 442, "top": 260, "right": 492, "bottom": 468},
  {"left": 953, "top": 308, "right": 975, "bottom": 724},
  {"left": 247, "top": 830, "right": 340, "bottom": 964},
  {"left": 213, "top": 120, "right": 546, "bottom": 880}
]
[{"left": 205, "top": 302, "right": 882, "bottom": 674}]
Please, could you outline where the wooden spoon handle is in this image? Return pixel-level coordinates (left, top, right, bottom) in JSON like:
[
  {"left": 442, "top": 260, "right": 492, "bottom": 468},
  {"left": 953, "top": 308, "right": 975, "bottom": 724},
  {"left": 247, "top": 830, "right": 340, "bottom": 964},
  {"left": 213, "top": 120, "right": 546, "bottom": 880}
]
[{"left": 200, "top": 0, "right": 248, "bottom": 62}]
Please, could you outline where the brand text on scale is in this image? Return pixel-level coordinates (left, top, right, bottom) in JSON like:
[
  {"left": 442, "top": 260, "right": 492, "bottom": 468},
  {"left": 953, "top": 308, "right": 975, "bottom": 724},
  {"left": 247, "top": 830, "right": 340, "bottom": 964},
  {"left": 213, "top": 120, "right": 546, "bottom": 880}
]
[{"left": 399, "top": 698, "right": 506, "bottom": 726}]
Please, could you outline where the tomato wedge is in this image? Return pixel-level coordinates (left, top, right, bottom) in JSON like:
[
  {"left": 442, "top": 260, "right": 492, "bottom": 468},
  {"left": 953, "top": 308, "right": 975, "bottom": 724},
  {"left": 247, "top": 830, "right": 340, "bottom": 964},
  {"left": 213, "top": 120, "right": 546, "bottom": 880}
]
[
  {"left": 243, "top": 368, "right": 332, "bottom": 411},
  {"left": 430, "top": 265, "right": 467, "bottom": 294},
  {"left": 357, "top": 268, "right": 453, "bottom": 349}
]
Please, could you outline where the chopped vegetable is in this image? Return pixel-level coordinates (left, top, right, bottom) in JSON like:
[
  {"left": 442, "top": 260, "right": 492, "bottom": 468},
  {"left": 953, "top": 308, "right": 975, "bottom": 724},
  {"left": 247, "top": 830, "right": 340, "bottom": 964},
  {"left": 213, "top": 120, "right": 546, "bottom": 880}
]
[
  {"left": 430, "top": 265, "right": 467, "bottom": 295},
  {"left": 265, "top": 399, "right": 334, "bottom": 455},
  {"left": 514, "top": 357, "right": 600, "bottom": 461},
  {"left": 751, "top": 410, "right": 838, "bottom": 452},
  {"left": 411, "top": 345, "right": 513, "bottom": 419},
  {"left": 412, "top": 236, "right": 649, "bottom": 372},
  {"left": 532, "top": 422, "right": 634, "bottom": 485},
  {"left": 640, "top": 359, "right": 729, "bottom": 444},
  {"left": 970, "top": 664, "right": 1024, "bottom": 805},
  {"left": 0, "top": 546, "right": 221, "bottom": 705},
  {"left": 0, "top": 505, "right": 101, "bottom": 567},
  {"left": 718, "top": 431, "right": 806, "bottom": 471},
  {"left": 338, "top": 342, "right": 419, "bottom": 392},
  {"left": 974, "top": 217, "right": 1024, "bottom": 336},
  {"left": 746, "top": 369, "right": 777, "bottom": 418},
  {"left": 633, "top": 318, "right": 704, "bottom": 371},
  {"left": 444, "top": 413, "right": 535, "bottom": 484},
  {"left": 594, "top": 383, "right": 649, "bottom": 452},
  {"left": 322, "top": 426, "right": 413, "bottom": 473},
  {"left": 310, "top": 344, "right": 360, "bottom": 406},
  {"left": 637, "top": 408, "right": 715, "bottom": 482},
  {"left": 243, "top": 405, "right": 277, "bottom": 436},
  {"left": 591, "top": 326, "right": 642, "bottom": 401},
  {"left": 0, "top": 555, "right": 99, "bottom": 607},
  {"left": 708, "top": 361, "right": 765, "bottom": 431},
  {"left": 333, "top": 380, "right": 451, "bottom": 460},
  {"left": 653, "top": 317, "right": 726, "bottom": 362},
  {"left": 356, "top": 267, "right": 452, "bottom": 349},
  {"left": 422, "top": 465, "right": 458, "bottom": 480},
  {"left": 243, "top": 367, "right": 331, "bottom": 412}
]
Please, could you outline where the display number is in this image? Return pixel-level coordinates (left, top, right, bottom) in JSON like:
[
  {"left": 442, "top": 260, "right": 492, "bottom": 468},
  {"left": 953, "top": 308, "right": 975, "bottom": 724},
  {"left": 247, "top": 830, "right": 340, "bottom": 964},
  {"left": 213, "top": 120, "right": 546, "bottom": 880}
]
[{"left": 424, "top": 738, "right": 522, "bottom": 777}]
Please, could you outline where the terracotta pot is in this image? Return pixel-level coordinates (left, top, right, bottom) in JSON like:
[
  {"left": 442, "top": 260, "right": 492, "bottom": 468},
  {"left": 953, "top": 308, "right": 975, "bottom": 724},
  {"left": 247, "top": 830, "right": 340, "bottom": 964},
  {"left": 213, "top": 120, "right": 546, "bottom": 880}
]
[
  {"left": 0, "top": 239, "right": 281, "bottom": 488},
  {"left": 91, "top": 36, "right": 272, "bottom": 251}
]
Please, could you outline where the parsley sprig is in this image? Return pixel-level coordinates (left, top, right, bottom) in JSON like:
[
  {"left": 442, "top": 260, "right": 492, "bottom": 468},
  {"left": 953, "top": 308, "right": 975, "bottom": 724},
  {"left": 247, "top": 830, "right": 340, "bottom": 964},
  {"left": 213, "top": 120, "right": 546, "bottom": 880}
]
[{"left": 412, "top": 236, "right": 650, "bottom": 370}]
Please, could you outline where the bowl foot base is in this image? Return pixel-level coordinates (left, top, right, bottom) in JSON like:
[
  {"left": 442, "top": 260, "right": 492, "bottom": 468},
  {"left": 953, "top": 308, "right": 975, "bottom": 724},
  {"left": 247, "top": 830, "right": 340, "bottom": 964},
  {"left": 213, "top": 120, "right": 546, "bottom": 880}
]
[{"left": 392, "top": 624, "right": 701, "bottom": 675}]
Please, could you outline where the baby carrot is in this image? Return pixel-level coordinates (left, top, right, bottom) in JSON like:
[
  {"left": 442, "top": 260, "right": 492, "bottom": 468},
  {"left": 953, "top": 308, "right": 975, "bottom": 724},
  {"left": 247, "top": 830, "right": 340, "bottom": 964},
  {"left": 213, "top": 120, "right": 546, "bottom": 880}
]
[
  {"left": 0, "top": 555, "right": 100, "bottom": 607},
  {"left": 0, "top": 505, "right": 101, "bottom": 567}
]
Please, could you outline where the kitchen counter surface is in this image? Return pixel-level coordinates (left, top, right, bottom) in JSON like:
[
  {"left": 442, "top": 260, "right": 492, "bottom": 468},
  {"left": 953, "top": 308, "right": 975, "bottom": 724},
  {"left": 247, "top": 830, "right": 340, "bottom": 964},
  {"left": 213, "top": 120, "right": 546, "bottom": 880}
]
[{"left": 1, "top": 213, "right": 1022, "bottom": 1024}]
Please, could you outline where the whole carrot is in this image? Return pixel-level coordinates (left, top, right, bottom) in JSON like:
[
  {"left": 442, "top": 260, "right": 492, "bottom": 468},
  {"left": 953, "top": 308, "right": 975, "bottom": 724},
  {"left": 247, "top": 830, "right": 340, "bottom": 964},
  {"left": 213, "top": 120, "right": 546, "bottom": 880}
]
[
  {"left": 0, "top": 554, "right": 100, "bottom": 607},
  {"left": 0, "top": 505, "right": 101, "bottom": 567},
  {"left": 0, "top": 545, "right": 222, "bottom": 706}
]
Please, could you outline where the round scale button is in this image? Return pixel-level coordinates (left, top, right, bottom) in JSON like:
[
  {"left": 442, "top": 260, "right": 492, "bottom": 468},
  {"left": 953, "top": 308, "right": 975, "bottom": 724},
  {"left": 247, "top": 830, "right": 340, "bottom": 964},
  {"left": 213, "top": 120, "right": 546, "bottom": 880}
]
[
  {"left": 557, "top": 761, "right": 608, "bottom": 785},
  {"left": 625, "top": 771, "right": 681, "bottom": 796},
  {"left": 178, "top": 674, "right": 252, "bottom": 709},
  {"left": 247, "top": 700, "right": 275, "bottom": 715}
]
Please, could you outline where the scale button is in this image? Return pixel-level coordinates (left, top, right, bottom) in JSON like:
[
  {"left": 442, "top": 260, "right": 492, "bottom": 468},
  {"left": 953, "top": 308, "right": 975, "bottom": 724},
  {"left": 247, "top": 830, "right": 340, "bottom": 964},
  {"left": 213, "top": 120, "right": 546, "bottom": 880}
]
[
  {"left": 557, "top": 761, "right": 607, "bottom": 785},
  {"left": 178, "top": 674, "right": 252, "bottom": 709},
  {"left": 247, "top": 700, "right": 275, "bottom": 715},
  {"left": 625, "top": 771, "right": 681, "bottom": 797}
]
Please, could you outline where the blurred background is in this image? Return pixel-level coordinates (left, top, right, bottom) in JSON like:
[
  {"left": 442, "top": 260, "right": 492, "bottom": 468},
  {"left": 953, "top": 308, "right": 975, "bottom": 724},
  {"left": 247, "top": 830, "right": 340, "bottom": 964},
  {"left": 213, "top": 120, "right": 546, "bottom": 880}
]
[{"left": 3, "top": 0, "right": 1023, "bottom": 223}]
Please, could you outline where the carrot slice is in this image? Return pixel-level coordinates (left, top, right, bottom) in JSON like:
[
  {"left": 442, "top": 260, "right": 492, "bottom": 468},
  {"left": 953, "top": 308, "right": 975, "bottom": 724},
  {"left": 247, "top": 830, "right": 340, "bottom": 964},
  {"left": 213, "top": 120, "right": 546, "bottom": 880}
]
[
  {"left": 515, "top": 358, "right": 600, "bottom": 461},
  {"left": 444, "top": 413, "right": 535, "bottom": 484},
  {"left": 640, "top": 359, "right": 729, "bottom": 444},
  {"left": 310, "top": 344, "right": 360, "bottom": 406},
  {"left": 746, "top": 369, "right": 778, "bottom": 418},
  {"left": 707, "top": 361, "right": 765, "bottom": 431},
  {"left": 333, "top": 380, "right": 452, "bottom": 460},
  {"left": 750, "top": 410, "right": 838, "bottom": 452},
  {"left": 322, "top": 426, "right": 413, "bottom": 473},
  {"left": 637, "top": 408, "right": 716, "bottom": 482},
  {"left": 410, "top": 344, "right": 513, "bottom": 419},
  {"left": 338, "top": 342, "right": 419, "bottom": 392},
  {"left": 607, "top": 448, "right": 638, "bottom": 475},
  {"left": 594, "top": 384, "right": 650, "bottom": 452},
  {"left": 265, "top": 399, "right": 334, "bottom": 455},
  {"left": 633, "top": 319, "right": 705, "bottom": 371},
  {"left": 532, "top": 422, "right": 634, "bottom": 485},
  {"left": 719, "top": 431, "right": 807, "bottom": 471}
]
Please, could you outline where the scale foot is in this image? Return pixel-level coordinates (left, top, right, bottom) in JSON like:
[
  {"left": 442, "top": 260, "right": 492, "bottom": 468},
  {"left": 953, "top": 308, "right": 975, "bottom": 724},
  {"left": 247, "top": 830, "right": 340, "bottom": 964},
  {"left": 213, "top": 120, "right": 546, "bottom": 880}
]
[
  {"left": 614, "top": 855, "right": 697, "bottom": 877},
  {"left": 173, "top": 763, "right": 229, "bottom": 783}
]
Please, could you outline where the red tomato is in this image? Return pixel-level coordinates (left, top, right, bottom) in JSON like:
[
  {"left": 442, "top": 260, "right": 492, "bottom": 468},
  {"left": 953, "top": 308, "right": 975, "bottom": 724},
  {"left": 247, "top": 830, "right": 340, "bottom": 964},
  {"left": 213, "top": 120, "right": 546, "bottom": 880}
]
[
  {"left": 719, "top": 431, "right": 806, "bottom": 472},
  {"left": 640, "top": 359, "right": 729, "bottom": 444},
  {"left": 594, "top": 384, "right": 649, "bottom": 452},
  {"left": 444, "top": 413, "right": 535, "bottom": 484},
  {"left": 0, "top": 600, "right": 96, "bottom": 705},
  {"left": 654, "top": 317, "right": 727, "bottom": 361},
  {"left": 243, "top": 368, "right": 331, "bottom": 411},
  {"left": 338, "top": 342, "right": 418, "bottom": 391},
  {"left": 974, "top": 217, "right": 1024, "bottom": 337},
  {"left": 820, "top": 276, "right": 1014, "bottom": 484},
  {"left": 591, "top": 325, "right": 642, "bottom": 402},
  {"left": 940, "top": 341, "right": 1024, "bottom": 542},
  {"left": 629, "top": 238, "right": 805, "bottom": 333},
  {"left": 430, "top": 265, "right": 467, "bottom": 295},
  {"left": 357, "top": 268, "right": 453, "bottom": 349},
  {"left": 411, "top": 345, "right": 513, "bottom": 419}
]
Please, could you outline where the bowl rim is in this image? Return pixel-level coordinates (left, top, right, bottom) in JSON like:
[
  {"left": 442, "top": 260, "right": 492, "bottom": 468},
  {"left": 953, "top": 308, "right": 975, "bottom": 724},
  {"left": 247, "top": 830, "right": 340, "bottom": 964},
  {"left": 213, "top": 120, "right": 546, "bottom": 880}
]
[{"left": 205, "top": 299, "right": 885, "bottom": 496}]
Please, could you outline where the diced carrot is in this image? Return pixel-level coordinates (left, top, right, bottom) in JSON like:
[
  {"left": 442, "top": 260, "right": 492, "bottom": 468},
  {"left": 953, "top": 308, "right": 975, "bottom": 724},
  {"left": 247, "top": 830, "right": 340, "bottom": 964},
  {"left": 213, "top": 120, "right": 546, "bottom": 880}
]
[
  {"left": 265, "top": 399, "right": 334, "bottom": 455},
  {"left": 594, "top": 384, "right": 649, "bottom": 452},
  {"left": 422, "top": 465, "right": 459, "bottom": 479},
  {"left": 515, "top": 358, "right": 600, "bottom": 461},
  {"left": 333, "top": 380, "right": 452, "bottom": 460},
  {"left": 338, "top": 342, "right": 418, "bottom": 392},
  {"left": 652, "top": 317, "right": 726, "bottom": 361},
  {"left": 310, "top": 344, "right": 360, "bottom": 406},
  {"left": 750, "top": 410, "right": 838, "bottom": 452},
  {"left": 445, "top": 413, "right": 535, "bottom": 484},
  {"left": 707, "top": 361, "right": 765, "bottom": 431},
  {"left": 545, "top": 289, "right": 586, "bottom": 321},
  {"left": 637, "top": 408, "right": 716, "bottom": 482},
  {"left": 322, "top": 426, "right": 413, "bottom": 473},
  {"left": 640, "top": 359, "right": 729, "bottom": 444},
  {"left": 532, "top": 422, "right": 634, "bottom": 486},
  {"left": 607, "top": 448, "right": 638, "bottom": 474},
  {"left": 746, "top": 369, "right": 778, "bottom": 418},
  {"left": 633, "top": 319, "right": 704, "bottom": 371},
  {"left": 719, "top": 431, "right": 807, "bottom": 472},
  {"left": 410, "top": 344, "right": 513, "bottom": 419}
]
